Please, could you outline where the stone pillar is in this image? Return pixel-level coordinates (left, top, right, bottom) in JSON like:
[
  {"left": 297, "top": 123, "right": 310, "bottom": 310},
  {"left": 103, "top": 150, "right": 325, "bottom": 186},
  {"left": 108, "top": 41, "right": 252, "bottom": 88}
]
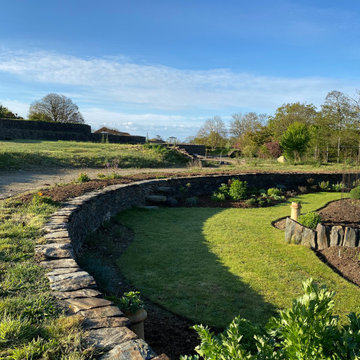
[{"left": 290, "top": 202, "right": 302, "bottom": 221}]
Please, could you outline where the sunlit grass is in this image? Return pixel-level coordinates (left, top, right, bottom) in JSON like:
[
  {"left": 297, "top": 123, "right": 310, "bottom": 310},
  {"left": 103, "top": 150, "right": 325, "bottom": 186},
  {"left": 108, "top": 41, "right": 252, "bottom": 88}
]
[{"left": 116, "top": 192, "right": 360, "bottom": 328}]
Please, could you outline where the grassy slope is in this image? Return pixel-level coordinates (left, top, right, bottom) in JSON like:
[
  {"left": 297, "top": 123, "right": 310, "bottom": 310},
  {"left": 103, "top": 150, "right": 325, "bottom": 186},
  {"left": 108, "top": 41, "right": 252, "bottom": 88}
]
[
  {"left": 0, "top": 197, "right": 93, "bottom": 359},
  {"left": 0, "top": 140, "right": 187, "bottom": 170},
  {"left": 116, "top": 192, "right": 360, "bottom": 329}
]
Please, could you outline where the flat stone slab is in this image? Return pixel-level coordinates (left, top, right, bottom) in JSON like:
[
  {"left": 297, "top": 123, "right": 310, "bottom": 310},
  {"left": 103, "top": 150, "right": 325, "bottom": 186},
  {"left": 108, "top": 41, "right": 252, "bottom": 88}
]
[
  {"left": 44, "top": 230, "right": 70, "bottom": 239},
  {"left": 35, "top": 243, "right": 73, "bottom": 260},
  {"left": 157, "top": 186, "right": 172, "bottom": 193},
  {"left": 77, "top": 306, "right": 124, "bottom": 319},
  {"left": 100, "top": 339, "right": 156, "bottom": 360},
  {"left": 46, "top": 267, "right": 81, "bottom": 276},
  {"left": 53, "top": 288, "right": 102, "bottom": 300},
  {"left": 64, "top": 297, "right": 113, "bottom": 313},
  {"left": 87, "top": 327, "right": 137, "bottom": 349},
  {"left": 145, "top": 195, "right": 167, "bottom": 203},
  {"left": 49, "top": 272, "right": 96, "bottom": 291},
  {"left": 316, "top": 223, "right": 330, "bottom": 250},
  {"left": 82, "top": 317, "right": 130, "bottom": 330},
  {"left": 40, "top": 258, "right": 78, "bottom": 269}
]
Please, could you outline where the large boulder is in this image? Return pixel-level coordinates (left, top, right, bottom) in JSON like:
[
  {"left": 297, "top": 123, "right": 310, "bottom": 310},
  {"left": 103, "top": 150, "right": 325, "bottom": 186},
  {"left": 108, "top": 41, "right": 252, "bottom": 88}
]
[
  {"left": 285, "top": 217, "right": 316, "bottom": 248},
  {"left": 316, "top": 224, "right": 330, "bottom": 250},
  {"left": 343, "top": 227, "right": 358, "bottom": 247},
  {"left": 330, "top": 226, "right": 344, "bottom": 247}
]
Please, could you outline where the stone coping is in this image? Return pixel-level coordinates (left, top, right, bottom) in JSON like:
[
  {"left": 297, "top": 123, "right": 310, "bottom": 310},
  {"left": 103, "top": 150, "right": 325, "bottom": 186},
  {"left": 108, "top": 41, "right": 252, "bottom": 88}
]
[
  {"left": 285, "top": 217, "right": 360, "bottom": 249},
  {"left": 36, "top": 172, "right": 359, "bottom": 359}
]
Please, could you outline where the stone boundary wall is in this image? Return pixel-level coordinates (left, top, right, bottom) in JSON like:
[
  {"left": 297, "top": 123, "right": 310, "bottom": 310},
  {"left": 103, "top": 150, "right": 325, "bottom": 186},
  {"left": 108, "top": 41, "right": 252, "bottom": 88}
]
[
  {"left": 285, "top": 217, "right": 360, "bottom": 250},
  {"left": 35, "top": 172, "right": 359, "bottom": 359},
  {"left": 0, "top": 118, "right": 146, "bottom": 144}
]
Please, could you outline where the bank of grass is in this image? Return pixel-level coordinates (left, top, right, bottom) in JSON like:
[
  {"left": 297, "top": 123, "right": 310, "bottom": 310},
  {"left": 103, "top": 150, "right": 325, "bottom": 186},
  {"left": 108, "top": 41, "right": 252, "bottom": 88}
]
[
  {"left": 116, "top": 192, "right": 360, "bottom": 329},
  {"left": 0, "top": 140, "right": 187, "bottom": 170},
  {"left": 0, "top": 196, "right": 94, "bottom": 359}
]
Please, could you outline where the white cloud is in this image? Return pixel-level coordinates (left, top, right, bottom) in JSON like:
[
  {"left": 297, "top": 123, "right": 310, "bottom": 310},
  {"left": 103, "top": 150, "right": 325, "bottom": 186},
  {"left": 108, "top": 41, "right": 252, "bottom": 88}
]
[{"left": 0, "top": 49, "right": 358, "bottom": 113}]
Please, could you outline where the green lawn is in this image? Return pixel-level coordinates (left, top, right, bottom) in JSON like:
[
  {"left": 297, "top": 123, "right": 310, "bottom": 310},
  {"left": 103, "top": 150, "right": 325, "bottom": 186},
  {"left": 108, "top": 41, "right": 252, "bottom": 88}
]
[
  {"left": 0, "top": 140, "right": 187, "bottom": 170},
  {"left": 116, "top": 192, "right": 360, "bottom": 329}
]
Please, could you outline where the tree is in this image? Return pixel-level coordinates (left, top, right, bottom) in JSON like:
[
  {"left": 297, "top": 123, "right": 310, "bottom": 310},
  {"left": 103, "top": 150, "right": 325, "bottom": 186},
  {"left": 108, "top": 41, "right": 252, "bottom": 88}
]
[
  {"left": 321, "top": 91, "right": 360, "bottom": 162},
  {"left": 229, "top": 112, "right": 266, "bottom": 138},
  {"left": 280, "top": 122, "right": 311, "bottom": 161},
  {"left": 0, "top": 104, "right": 23, "bottom": 119},
  {"left": 268, "top": 102, "right": 318, "bottom": 140},
  {"left": 194, "top": 116, "right": 227, "bottom": 150},
  {"left": 28, "top": 93, "right": 84, "bottom": 124}
]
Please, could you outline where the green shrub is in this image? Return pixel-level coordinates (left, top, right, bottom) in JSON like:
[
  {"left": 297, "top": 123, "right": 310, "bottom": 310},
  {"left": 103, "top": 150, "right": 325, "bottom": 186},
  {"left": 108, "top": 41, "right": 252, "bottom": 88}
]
[
  {"left": 267, "top": 187, "right": 282, "bottom": 197},
  {"left": 331, "top": 182, "right": 344, "bottom": 192},
  {"left": 350, "top": 186, "right": 360, "bottom": 200},
  {"left": 245, "top": 198, "right": 257, "bottom": 207},
  {"left": 77, "top": 172, "right": 90, "bottom": 183},
  {"left": 211, "top": 192, "right": 226, "bottom": 202},
  {"left": 218, "top": 183, "right": 230, "bottom": 197},
  {"left": 318, "top": 180, "right": 330, "bottom": 191},
  {"left": 229, "top": 180, "right": 248, "bottom": 201},
  {"left": 181, "top": 279, "right": 360, "bottom": 360},
  {"left": 108, "top": 291, "right": 144, "bottom": 314},
  {"left": 298, "top": 212, "right": 321, "bottom": 229},
  {"left": 31, "top": 192, "right": 56, "bottom": 206}
]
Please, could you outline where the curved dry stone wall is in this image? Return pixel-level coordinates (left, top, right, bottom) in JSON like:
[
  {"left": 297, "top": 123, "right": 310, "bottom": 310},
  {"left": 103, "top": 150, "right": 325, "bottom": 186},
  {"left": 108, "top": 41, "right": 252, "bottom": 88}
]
[
  {"left": 35, "top": 173, "right": 358, "bottom": 359},
  {"left": 285, "top": 218, "right": 360, "bottom": 249}
]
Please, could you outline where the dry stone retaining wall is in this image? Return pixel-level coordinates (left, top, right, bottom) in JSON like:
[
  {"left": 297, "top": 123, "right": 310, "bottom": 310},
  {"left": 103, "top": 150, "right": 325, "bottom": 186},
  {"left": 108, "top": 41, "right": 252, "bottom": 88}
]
[
  {"left": 285, "top": 217, "right": 360, "bottom": 249},
  {"left": 36, "top": 173, "right": 359, "bottom": 359}
]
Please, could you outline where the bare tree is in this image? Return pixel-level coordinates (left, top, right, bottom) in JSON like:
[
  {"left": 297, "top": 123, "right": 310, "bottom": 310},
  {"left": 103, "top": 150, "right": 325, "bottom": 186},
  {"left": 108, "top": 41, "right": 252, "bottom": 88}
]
[
  {"left": 29, "top": 93, "right": 84, "bottom": 124},
  {"left": 194, "top": 116, "right": 227, "bottom": 150}
]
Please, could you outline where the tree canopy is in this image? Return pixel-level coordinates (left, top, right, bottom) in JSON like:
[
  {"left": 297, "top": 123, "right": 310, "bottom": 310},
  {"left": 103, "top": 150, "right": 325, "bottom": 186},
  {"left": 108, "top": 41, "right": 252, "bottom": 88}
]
[
  {"left": 0, "top": 104, "right": 23, "bottom": 119},
  {"left": 28, "top": 93, "right": 84, "bottom": 124}
]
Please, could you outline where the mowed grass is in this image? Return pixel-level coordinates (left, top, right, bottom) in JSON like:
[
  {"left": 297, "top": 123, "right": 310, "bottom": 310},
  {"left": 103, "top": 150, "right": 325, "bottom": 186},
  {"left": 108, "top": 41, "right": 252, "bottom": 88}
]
[
  {"left": 0, "top": 196, "right": 94, "bottom": 359},
  {"left": 116, "top": 192, "right": 360, "bottom": 329},
  {"left": 0, "top": 140, "right": 187, "bottom": 170}
]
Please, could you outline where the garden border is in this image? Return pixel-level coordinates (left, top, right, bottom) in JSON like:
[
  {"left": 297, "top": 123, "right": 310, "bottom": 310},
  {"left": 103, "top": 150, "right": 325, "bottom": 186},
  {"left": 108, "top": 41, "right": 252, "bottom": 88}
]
[{"left": 36, "top": 172, "right": 359, "bottom": 359}]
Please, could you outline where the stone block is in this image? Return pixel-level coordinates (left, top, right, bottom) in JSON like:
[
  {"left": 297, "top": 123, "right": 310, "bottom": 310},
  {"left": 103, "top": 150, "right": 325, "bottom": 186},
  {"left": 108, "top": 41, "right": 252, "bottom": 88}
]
[
  {"left": 100, "top": 339, "right": 156, "bottom": 359},
  {"left": 53, "top": 288, "right": 102, "bottom": 300},
  {"left": 343, "top": 227, "right": 357, "bottom": 247},
  {"left": 316, "top": 224, "right": 330, "bottom": 250},
  {"left": 330, "top": 226, "right": 344, "bottom": 247},
  {"left": 49, "top": 272, "right": 96, "bottom": 291},
  {"left": 77, "top": 306, "right": 124, "bottom": 319},
  {"left": 39, "top": 258, "right": 78, "bottom": 269},
  {"left": 145, "top": 195, "right": 167, "bottom": 203},
  {"left": 87, "top": 327, "right": 137, "bottom": 348},
  {"left": 46, "top": 267, "right": 81, "bottom": 276},
  {"left": 82, "top": 317, "right": 130, "bottom": 330},
  {"left": 35, "top": 243, "right": 73, "bottom": 260},
  {"left": 64, "top": 297, "right": 113, "bottom": 313},
  {"left": 300, "top": 227, "right": 317, "bottom": 249}
]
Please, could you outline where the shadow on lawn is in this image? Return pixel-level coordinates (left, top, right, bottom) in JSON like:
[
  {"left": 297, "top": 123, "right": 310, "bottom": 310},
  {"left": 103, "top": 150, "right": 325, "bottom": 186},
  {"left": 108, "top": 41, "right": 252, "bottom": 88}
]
[{"left": 80, "top": 207, "right": 277, "bottom": 329}]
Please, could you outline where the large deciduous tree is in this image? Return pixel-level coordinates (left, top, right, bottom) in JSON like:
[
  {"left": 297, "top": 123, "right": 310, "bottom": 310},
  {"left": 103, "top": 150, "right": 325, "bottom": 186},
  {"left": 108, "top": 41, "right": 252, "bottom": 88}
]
[
  {"left": 194, "top": 116, "right": 227, "bottom": 150},
  {"left": 28, "top": 93, "right": 84, "bottom": 124},
  {"left": 0, "top": 104, "right": 23, "bottom": 119}
]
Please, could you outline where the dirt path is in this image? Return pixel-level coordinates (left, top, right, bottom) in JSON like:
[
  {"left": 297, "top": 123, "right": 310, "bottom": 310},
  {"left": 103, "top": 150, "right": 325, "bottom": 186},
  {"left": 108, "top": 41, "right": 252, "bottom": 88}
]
[{"left": 0, "top": 167, "right": 188, "bottom": 200}]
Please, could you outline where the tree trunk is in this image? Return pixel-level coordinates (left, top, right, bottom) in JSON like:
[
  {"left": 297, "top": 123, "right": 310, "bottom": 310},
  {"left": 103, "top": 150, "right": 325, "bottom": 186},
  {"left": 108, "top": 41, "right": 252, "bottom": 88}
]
[{"left": 337, "top": 136, "right": 341, "bottom": 163}]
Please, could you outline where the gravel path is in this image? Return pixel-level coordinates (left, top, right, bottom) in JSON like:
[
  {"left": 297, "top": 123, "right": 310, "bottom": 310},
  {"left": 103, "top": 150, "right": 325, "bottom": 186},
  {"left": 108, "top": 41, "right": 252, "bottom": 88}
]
[{"left": 0, "top": 167, "right": 188, "bottom": 200}]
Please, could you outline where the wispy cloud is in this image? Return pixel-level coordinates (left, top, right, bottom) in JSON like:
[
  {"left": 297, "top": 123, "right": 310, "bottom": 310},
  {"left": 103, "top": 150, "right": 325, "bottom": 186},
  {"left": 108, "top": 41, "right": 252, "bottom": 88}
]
[{"left": 0, "top": 49, "right": 358, "bottom": 113}]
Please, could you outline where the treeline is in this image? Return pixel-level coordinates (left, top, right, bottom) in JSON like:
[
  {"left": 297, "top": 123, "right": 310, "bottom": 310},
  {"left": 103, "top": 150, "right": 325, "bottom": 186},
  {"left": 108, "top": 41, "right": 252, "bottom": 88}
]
[{"left": 190, "top": 90, "right": 360, "bottom": 163}]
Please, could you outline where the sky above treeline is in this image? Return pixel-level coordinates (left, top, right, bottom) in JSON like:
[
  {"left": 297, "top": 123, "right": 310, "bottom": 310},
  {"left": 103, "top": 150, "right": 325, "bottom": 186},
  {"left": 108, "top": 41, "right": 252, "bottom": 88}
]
[{"left": 0, "top": 0, "right": 359, "bottom": 140}]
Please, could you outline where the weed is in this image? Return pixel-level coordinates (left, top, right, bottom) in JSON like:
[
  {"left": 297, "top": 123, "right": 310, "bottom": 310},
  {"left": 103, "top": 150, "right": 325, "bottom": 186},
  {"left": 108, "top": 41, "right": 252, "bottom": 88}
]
[
  {"left": 77, "top": 173, "right": 90, "bottom": 183},
  {"left": 107, "top": 291, "right": 144, "bottom": 314}
]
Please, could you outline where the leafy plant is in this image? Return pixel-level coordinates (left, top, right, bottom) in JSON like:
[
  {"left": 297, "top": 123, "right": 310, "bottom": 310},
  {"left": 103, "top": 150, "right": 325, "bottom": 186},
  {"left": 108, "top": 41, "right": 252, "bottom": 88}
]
[
  {"left": 229, "top": 180, "right": 248, "bottom": 201},
  {"left": 211, "top": 192, "right": 226, "bottom": 202},
  {"left": 218, "top": 183, "right": 230, "bottom": 197},
  {"left": 110, "top": 291, "right": 144, "bottom": 314},
  {"left": 31, "top": 192, "right": 56, "bottom": 206},
  {"left": 298, "top": 212, "right": 321, "bottom": 229},
  {"left": 181, "top": 279, "right": 360, "bottom": 360},
  {"left": 77, "top": 172, "right": 90, "bottom": 183},
  {"left": 318, "top": 180, "right": 330, "bottom": 191},
  {"left": 350, "top": 186, "right": 360, "bottom": 200},
  {"left": 331, "top": 182, "right": 344, "bottom": 192},
  {"left": 267, "top": 188, "right": 282, "bottom": 197}
]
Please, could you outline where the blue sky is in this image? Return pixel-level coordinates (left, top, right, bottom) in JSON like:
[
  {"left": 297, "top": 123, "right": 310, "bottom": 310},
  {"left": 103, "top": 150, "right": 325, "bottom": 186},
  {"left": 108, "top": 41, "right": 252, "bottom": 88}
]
[{"left": 0, "top": 0, "right": 359, "bottom": 140}]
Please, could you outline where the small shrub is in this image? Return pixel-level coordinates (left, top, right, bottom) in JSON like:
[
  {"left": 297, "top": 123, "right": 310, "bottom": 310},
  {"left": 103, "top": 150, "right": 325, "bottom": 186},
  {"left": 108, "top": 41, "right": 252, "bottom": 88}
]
[
  {"left": 267, "top": 187, "right": 282, "bottom": 197},
  {"left": 77, "top": 173, "right": 90, "bottom": 183},
  {"left": 318, "top": 180, "right": 330, "bottom": 191},
  {"left": 211, "top": 192, "right": 226, "bottom": 202},
  {"left": 218, "top": 183, "right": 230, "bottom": 197},
  {"left": 108, "top": 291, "right": 144, "bottom": 314},
  {"left": 229, "top": 180, "right": 248, "bottom": 201},
  {"left": 298, "top": 212, "right": 321, "bottom": 229},
  {"left": 350, "top": 185, "right": 360, "bottom": 200},
  {"left": 245, "top": 198, "right": 257, "bottom": 207},
  {"left": 31, "top": 192, "right": 56, "bottom": 206},
  {"left": 331, "top": 182, "right": 344, "bottom": 192}
]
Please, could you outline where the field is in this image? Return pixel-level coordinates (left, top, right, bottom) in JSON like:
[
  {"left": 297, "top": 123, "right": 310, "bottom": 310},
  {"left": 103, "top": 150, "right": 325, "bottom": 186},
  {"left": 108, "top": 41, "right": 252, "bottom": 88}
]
[
  {"left": 0, "top": 140, "right": 187, "bottom": 170},
  {"left": 115, "top": 192, "right": 360, "bottom": 329}
]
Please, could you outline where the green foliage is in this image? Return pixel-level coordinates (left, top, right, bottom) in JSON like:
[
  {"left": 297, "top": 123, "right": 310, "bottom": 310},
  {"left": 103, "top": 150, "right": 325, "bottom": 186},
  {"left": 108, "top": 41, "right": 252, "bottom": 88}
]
[
  {"left": 298, "top": 212, "right": 322, "bottom": 229},
  {"left": 76, "top": 172, "right": 90, "bottom": 183},
  {"left": 109, "top": 291, "right": 144, "bottom": 314},
  {"left": 31, "top": 192, "right": 57, "bottom": 206},
  {"left": 211, "top": 192, "right": 226, "bottom": 202},
  {"left": 229, "top": 180, "right": 248, "bottom": 201},
  {"left": 332, "top": 182, "right": 344, "bottom": 192},
  {"left": 181, "top": 279, "right": 360, "bottom": 360},
  {"left": 350, "top": 186, "right": 360, "bottom": 200},
  {"left": 218, "top": 183, "right": 230, "bottom": 197},
  {"left": 267, "top": 188, "right": 282, "bottom": 197},
  {"left": 318, "top": 180, "right": 330, "bottom": 191},
  {"left": 280, "top": 122, "right": 311, "bottom": 161}
]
